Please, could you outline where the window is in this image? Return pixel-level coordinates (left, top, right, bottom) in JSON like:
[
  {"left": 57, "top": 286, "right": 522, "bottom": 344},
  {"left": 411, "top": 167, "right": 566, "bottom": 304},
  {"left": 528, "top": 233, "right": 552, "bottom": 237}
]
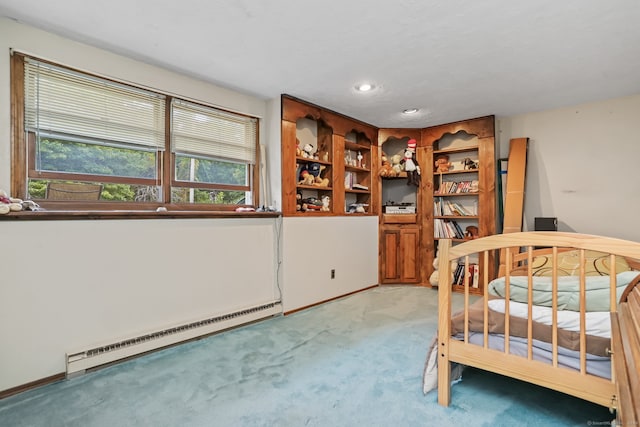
[
  {"left": 12, "top": 53, "right": 259, "bottom": 211},
  {"left": 171, "top": 99, "right": 256, "bottom": 205}
]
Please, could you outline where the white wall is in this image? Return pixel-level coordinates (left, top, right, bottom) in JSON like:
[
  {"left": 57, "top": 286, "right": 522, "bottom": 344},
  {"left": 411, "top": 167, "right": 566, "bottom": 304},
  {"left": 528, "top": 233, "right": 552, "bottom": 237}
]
[
  {"left": 282, "top": 216, "right": 379, "bottom": 312},
  {"left": 497, "top": 93, "right": 640, "bottom": 241},
  {"left": 0, "top": 218, "right": 279, "bottom": 390}
]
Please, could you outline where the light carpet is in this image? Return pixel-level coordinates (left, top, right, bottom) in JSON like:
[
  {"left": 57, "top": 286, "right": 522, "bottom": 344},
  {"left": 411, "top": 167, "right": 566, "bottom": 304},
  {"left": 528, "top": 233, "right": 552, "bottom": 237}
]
[{"left": 0, "top": 286, "right": 613, "bottom": 426}]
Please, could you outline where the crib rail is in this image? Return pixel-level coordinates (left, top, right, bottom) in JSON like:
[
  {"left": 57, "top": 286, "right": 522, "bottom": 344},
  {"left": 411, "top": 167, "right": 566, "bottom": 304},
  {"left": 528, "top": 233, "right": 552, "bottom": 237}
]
[{"left": 437, "top": 232, "right": 640, "bottom": 408}]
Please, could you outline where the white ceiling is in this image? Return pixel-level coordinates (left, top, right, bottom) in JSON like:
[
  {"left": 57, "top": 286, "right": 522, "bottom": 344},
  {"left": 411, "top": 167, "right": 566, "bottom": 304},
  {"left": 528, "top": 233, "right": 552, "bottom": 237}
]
[{"left": 1, "top": 0, "right": 639, "bottom": 128}]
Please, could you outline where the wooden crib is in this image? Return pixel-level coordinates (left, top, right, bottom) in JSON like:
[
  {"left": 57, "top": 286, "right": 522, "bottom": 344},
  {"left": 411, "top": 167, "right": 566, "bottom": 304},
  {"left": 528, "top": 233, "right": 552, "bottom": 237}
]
[{"left": 436, "top": 231, "right": 640, "bottom": 417}]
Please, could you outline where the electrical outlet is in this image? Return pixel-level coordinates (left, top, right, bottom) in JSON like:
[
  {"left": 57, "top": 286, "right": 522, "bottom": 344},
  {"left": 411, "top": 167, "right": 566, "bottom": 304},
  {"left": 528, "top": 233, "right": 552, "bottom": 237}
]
[{"left": 331, "top": 269, "right": 335, "bottom": 279}]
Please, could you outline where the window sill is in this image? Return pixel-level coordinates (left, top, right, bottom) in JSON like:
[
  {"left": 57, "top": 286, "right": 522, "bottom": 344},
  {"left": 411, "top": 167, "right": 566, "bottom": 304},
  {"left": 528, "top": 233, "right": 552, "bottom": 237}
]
[{"left": 0, "top": 210, "right": 281, "bottom": 221}]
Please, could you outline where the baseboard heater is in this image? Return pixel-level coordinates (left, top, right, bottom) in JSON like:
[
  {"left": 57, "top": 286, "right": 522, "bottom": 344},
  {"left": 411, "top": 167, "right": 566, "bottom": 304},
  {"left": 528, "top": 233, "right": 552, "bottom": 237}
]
[{"left": 66, "top": 301, "right": 281, "bottom": 377}]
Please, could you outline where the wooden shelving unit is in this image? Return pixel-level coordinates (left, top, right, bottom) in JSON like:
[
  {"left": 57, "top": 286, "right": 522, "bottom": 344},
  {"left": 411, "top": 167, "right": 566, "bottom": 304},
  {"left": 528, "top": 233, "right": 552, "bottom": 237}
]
[
  {"left": 423, "top": 115, "right": 496, "bottom": 295},
  {"left": 377, "top": 129, "right": 423, "bottom": 285},
  {"left": 280, "top": 97, "right": 496, "bottom": 293},
  {"left": 281, "top": 95, "right": 378, "bottom": 216}
]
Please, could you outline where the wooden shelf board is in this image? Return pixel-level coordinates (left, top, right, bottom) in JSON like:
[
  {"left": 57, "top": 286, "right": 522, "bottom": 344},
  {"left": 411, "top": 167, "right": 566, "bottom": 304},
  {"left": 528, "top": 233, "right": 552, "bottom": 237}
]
[
  {"left": 434, "top": 146, "right": 479, "bottom": 155},
  {"left": 433, "top": 192, "right": 478, "bottom": 197}
]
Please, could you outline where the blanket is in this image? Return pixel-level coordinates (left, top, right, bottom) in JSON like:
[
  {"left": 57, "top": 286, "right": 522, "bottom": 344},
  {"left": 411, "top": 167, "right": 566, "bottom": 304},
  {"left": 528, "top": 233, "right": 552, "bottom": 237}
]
[
  {"left": 422, "top": 298, "right": 612, "bottom": 394},
  {"left": 487, "top": 271, "right": 640, "bottom": 312},
  {"left": 450, "top": 298, "right": 611, "bottom": 356}
]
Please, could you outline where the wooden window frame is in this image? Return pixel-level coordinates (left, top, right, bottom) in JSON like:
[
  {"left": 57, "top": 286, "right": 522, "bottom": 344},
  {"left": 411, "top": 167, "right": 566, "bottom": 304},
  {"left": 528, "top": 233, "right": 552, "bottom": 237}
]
[{"left": 9, "top": 53, "right": 261, "bottom": 217}]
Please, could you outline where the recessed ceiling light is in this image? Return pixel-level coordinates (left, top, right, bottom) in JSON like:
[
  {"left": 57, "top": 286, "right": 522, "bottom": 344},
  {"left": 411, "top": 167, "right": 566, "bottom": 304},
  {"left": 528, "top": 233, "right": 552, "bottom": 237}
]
[
  {"left": 355, "top": 83, "right": 374, "bottom": 92},
  {"left": 403, "top": 108, "right": 419, "bottom": 114}
]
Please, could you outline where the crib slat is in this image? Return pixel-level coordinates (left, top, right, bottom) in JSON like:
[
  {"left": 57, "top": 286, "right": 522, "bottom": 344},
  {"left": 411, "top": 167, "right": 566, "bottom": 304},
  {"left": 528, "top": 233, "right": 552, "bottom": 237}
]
[
  {"left": 610, "top": 254, "right": 617, "bottom": 313},
  {"left": 464, "top": 255, "right": 469, "bottom": 343},
  {"left": 551, "top": 247, "right": 558, "bottom": 367},
  {"left": 579, "top": 249, "right": 586, "bottom": 374},
  {"left": 527, "top": 246, "right": 533, "bottom": 360},
  {"left": 610, "top": 254, "right": 618, "bottom": 382},
  {"left": 483, "top": 249, "right": 489, "bottom": 349},
  {"left": 504, "top": 248, "right": 511, "bottom": 355}
]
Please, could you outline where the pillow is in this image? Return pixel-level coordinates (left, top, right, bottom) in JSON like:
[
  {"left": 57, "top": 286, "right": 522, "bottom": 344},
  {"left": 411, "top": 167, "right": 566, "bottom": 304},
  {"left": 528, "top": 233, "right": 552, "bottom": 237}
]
[
  {"left": 510, "top": 250, "right": 631, "bottom": 277},
  {"left": 487, "top": 271, "right": 640, "bottom": 311}
]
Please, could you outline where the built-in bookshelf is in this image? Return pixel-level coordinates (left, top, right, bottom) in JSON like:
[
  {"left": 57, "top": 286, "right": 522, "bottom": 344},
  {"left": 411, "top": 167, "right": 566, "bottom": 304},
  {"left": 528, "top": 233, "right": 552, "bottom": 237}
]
[
  {"left": 422, "top": 116, "right": 496, "bottom": 295},
  {"left": 281, "top": 95, "right": 378, "bottom": 216}
]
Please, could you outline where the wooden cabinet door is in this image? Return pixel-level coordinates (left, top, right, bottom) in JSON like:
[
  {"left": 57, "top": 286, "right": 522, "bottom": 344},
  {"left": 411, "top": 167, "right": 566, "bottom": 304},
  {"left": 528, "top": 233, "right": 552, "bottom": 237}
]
[
  {"left": 381, "top": 226, "right": 420, "bottom": 284},
  {"left": 381, "top": 229, "right": 400, "bottom": 282},
  {"left": 399, "top": 227, "right": 420, "bottom": 283}
]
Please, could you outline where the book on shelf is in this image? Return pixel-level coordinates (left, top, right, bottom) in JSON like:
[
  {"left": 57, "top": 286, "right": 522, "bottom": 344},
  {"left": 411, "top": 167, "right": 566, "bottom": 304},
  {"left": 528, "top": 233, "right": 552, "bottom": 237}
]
[
  {"left": 434, "top": 199, "right": 467, "bottom": 217},
  {"left": 437, "top": 180, "right": 479, "bottom": 194},
  {"left": 446, "top": 200, "right": 472, "bottom": 216},
  {"left": 434, "top": 219, "right": 464, "bottom": 239},
  {"left": 453, "top": 264, "right": 464, "bottom": 285},
  {"left": 453, "top": 263, "right": 479, "bottom": 287},
  {"left": 471, "top": 264, "right": 479, "bottom": 288},
  {"left": 345, "top": 172, "right": 368, "bottom": 191},
  {"left": 345, "top": 171, "right": 354, "bottom": 190}
]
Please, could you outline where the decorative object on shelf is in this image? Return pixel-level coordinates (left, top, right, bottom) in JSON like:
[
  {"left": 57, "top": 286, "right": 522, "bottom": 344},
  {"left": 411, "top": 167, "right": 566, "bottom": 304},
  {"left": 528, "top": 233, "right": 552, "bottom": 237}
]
[
  {"left": 347, "top": 203, "right": 368, "bottom": 213},
  {"left": 464, "top": 225, "right": 479, "bottom": 240},
  {"left": 463, "top": 157, "right": 479, "bottom": 170},
  {"left": 379, "top": 152, "right": 396, "bottom": 177},
  {"left": 313, "top": 165, "right": 329, "bottom": 187},
  {"left": 298, "top": 162, "right": 323, "bottom": 186},
  {"left": 434, "top": 154, "right": 451, "bottom": 173},
  {"left": 308, "top": 162, "right": 321, "bottom": 178},
  {"left": 301, "top": 197, "right": 323, "bottom": 211},
  {"left": 345, "top": 150, "right": 355, "bottom": 166},
  {"left": 400, "top": 139, "right": 421, "bottom": 186},
  {"left": 296, "top": 139, "right": 302, "bottom": 157},
  {"left": 298, "top": 166, "right": 315, "bottom": 185},
  {"left": 357, "top": 151, "right": 363, "bottom": 168},
  {"left": 428, "top": 249, "right": 457, "bottom": 286},
  {"left": 0, "top": 189, "right": 23, "bottom": 214},
  {"left": 390, "top": 154, "right": 403, "bottom": 175},
  {"left": 321, "top": 195, "right": 330, "bottom": 211},
  {"left": 296, "top": 192, "right": 302, "bottom": 211},
  {"left": 302, "top": 143, "right": 315, "bottom": 159}
]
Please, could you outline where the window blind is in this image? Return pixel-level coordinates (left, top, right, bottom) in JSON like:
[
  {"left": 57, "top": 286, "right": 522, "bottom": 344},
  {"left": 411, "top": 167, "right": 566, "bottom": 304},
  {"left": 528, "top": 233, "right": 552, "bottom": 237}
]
[
  {"left": 171, "top": 99, "right": 257, "bottom": 164},
  {"left": 24, "top": 58, "right": 166, "bottom": 149}
]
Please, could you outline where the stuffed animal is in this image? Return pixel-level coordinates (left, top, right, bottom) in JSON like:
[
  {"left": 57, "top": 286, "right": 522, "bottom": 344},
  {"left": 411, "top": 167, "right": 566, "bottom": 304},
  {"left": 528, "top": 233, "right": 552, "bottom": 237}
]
[
  {"left": 0, "top": 189, "right": 23, "bottom": 215},
  {"left": 463, "top": 157, "right": 478, "bottom": 170},
  {"left": 298, "top": 163, "right": 318, "bottom": 186},
  {"left": 465, "top": 225, "right": 479, "bottom": 240},
  {"left": 429, "top": 251, "right": 457, "bottom": 286},
  {"left": 307, "top": 162, "right": 321, "bottom": 178},
  {"left": 295, "top": 138, "right": 302, "bottom": 157},
  {"left": 399, "top": 139, "right": 421, "bottom": 187},
  {"left": 434, "top": 155, "right": 451, "bottom": 173},
  {"left": 296, "top": 192, "right": 303, "bottom": 211},
  {"left": 313, "top": 165, "right": 330, "bottom": 187},
  {"left": 301, "top": 197, "right": 323, "bottom": 211},
  {"left": 390, "top": 154, "right": 403, "bottom": 176},
  {"left": 320, "top": 195, "right": 330, "bottom": 211},
  {"left": 378, "top": 152, "right": 396, "bottom": 177},
  {"left": 347, "top": 203, "right": 367, "bottom": 213},
  {"left": 298, "top": 169, "right": 315, "bottom": 186},
  {"left": 302, "top": 143, "right": 315, "bottom": 159}
]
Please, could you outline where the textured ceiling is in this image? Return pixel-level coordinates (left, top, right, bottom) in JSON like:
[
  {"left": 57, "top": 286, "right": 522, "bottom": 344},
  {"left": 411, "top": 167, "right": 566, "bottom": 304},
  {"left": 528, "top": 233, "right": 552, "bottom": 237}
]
[{"left": 1, "top": 0, "right": 639, "bottom": 128}]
